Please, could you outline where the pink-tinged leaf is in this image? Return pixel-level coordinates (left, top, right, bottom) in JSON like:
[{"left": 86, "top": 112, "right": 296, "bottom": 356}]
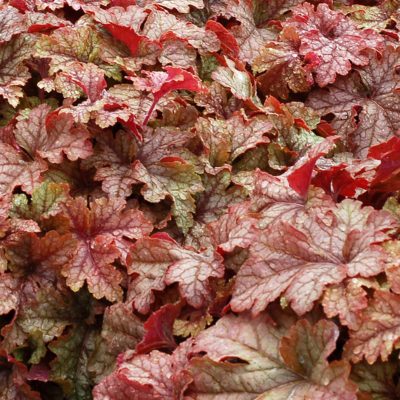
[
  {"left": 312, "top": 156, "right": 379, "bottom": 199},
  {"left": 231, "top": 200, "right": 396, "bottom": 315},
  {"left": 141, "top": 8, "right": 220, "bottom": 54},
  {"left": 101, "top": 303, "right": 145, "bottom": 354},
  {"left": 63, "top": 229, "right": 122, "bottom": 302},
  {"left": 212, "top": 57, "right": 257, "bottom": 102},
  {"left": 15, "top": 104, "right": 93, "bottom": 163},
  {"left": 249, "top": 138, "right": 337, "bottom": 228},
  {"left": 284, "top": 2, "right": 383, "bottom": 86},
  {"left": 136, "top": 0, "right": 204, "bottom": 13},
  {"left": 196, "top": 112, "right": 271, "bottom": 168},
  {"left": 127, "top": 237, "right": 177, "bottom": 314},
  {"left": 345, "top": 290, "right": 400, "bottom": 364},
  {"left": 0, "top": 143, "right": 46, "bottom": 196},
  {"left": 189, "top": 314, "right": 357, "bottom": 399},
  {"left": 253, "top": 29, "right": 314, "bottom": 99},
  {"left": 132, "top": 155, "right": 203, "bottom": 234},
  {"left": 128, "top": 235, "right": 224, "bottom": 310},
  {"left": 60, "top": 62, "right": 106, "bottom": 102},
  {"left": 65, "top": 0, "right": 110, "bottom": 11},
  {"left": 165, "top": 247, "right": 224, "bottom": 309},
  {"left": 93, "top": 340, "right": 193, "bottom": 400},
  {"left": 34, "top": 25, "right": 119, "bottom": 79},
  {"left": 0, "top": 273, "right": 20, "bottom": 315},
  {"left": 0, "top": 6, "right": 26, "bottom": 44},
  {"left": 61, "top": 197, "right": 152, "bottom": 301},
  {"left": 136, "top": 303, "right": 180, "bottom": 354},
  {"left": 307, "top": 46, "right": 400, "bottom": 157},
  {"left": 82, "top": 130, "right": 138, "bottom": 198},
  {"left": 26, "top": 11, "right": 71, "bottom": 33},
  {"left": 384, "top": 240, "right": 400, "bottom": 295},
  {"left": 205, "top": 203, "right": 258, "bottom": 253},
  {"left": 210, "top": 0, "right": 277, "bottom": 63},
  {"left": 195, "top": 168, "right": 248, "bottom": 224},
  {"left": 131, "top": 67, "right": 203, "bottom": 126},
  {"left": 0, "top": 34, "right": 34, "bottom": 107},
  {"left": 322, "top": 279, "right": 369, "bottom": 330}
]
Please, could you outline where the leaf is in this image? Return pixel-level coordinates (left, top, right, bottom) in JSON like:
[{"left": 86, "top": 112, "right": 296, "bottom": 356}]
[
  {"left": 61, "top": 197, "right": 152, "bottom": 301},
  {"left": 141, "top": 7, "right": 220, "bottom": 54},
  {"left": 0, "top": 351, "right": 41, "bottom": 400},
  {"left": 204, "top": 202, "right": 258, "bottom": 253},
  {"left": 194, "top": 169, "right": 248, "bottom": 224},
  {"left": 196, "top": 112, "right": 271, "bottom": 168},
  {"left": 15, "top": 104, "right": 93, "bottom": 163},
  {"left": 165, "top": 247, "right": 224, "bottom": 309},
  {"left": 92, "top": 340, "right": 193, "bottom": 400},
  {"left": 131, "top": 127, "right": 203, "bottom": 232},
  {"left": 253, "top": 31, "right": 313, "bottom": 99},
  {"left": 2, "top": 282, "right": 80, "bottom": 354},
  {"left": 59, "top": 62, "right": 107, "bottom": 102},
  {"left": 10, "top": 181, "right": 69, "bottom": 223},
  {"left": 248, "top": 138, "right": 336, "bottom": 228},
  {"left": 101, "top": 303, "right": 145, "bottom": 355},
  {"left": 231, "top": 200, "right": 396, "bottom": 315},
  {"left": 0, "top": 142, "right": 46, "bottom": 196},
  {"left": 0, "top": 6, "right": 26, "bottom": 44},
  {"left": 136, "top": 303, "right": 179, "bottom": 353},
  {"left": 189, "top": 314, "right": 358, "bottom": 399},
  {"left": 35, "top": 25, "right": 119, "bottom": 79},
  {"left": 307, "top": 46, "right": 400, "bottom": 157},
  {"left": 212, "top": 56, "right": 257, "bottom": 102},
  {"left": 136, "top": 0, "right": 204, "bottom": 13},
  {"left": 128, "top": 235, "right": 224, "bottom": 311},
  {"left": 26, "top": 11, "right": 71, "bottom": 32},
  {"left": 127, "top": 236, "right": 177, "bottom": 314},
  {"left": 322, "top": 279, "right": 369, "bottom": 330},
  {"left": 82, "top": 130, "right": 138, "bottom": 198},
  {"left": 340, "top": 1, "right": 400, "bottom": 31},
  {"left": 0, "top": 34, "right": 34, "bottom": 107},
  {"left": 131, "top": 66, "right": 204, "bottom": 126},
  {"left": 210, "top": 0, "right": 277, "bottom": 63},
  {"left": 345, "top": 290, "right": 400, "bottom": 364},
  {"left": 351, "top": 361, "right": 400, "bottom": 400},
  {"left": 49, "top": 325, "right": 95, "bottom": 400},
  {"left": 284, "top": 2, "right": 383, "bottom": 86}
]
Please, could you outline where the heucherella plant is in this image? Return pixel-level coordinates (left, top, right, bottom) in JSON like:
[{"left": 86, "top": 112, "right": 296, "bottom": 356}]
[{"left": 0, "top": 0, "right": 400, "bottom": 398}]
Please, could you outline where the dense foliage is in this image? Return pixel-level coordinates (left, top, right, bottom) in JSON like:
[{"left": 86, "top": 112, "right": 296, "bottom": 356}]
[{"left": 1, "top": 0, "right": 400, "bottom": 398}]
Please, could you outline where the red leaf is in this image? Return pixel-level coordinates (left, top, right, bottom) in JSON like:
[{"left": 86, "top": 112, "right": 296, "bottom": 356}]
[
  {"left": 205, "top": 20, "right": 239, "bottom": 58},
  {"left": 287, "top": 135, "right": 338, "bottom": 197},
  {"left": 103, "top": 23, "right": 159, "bottom": 58},
  {"left": 136, "top": 303, "right": 180, "bottom": 354}
]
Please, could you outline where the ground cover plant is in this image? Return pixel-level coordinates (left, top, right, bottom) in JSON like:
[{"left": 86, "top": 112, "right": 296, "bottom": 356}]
[{"left": 1, "top": 0, "right": 400, "bottom": 398}]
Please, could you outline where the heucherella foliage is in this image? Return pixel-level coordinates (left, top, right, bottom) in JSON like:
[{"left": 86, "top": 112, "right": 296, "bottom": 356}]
[{"left": 0, "top": 0, "right": 400, "bottom": 398}]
